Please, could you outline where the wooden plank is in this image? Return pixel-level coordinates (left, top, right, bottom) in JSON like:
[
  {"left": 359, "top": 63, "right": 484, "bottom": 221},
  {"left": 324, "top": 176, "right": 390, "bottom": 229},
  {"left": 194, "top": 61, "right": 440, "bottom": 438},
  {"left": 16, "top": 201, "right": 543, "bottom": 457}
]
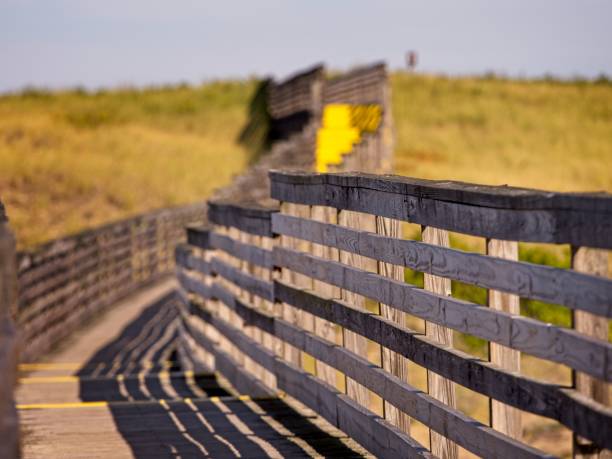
[
  {"left": 273, "top": 246, "right": 612, "bottom": 381},
  {"left": 310, "top": 206, "right": 341, "bottom": 387},
  {"left": 376, "top": 216, "right": 410, "bottom": 433},
  {"left": 208, "top": 201, "right": 276, "bottom": 237},
  {"left": 271, "top": 213, "right": 612, "bottom": 317},
  {"left": 209, "top": 232, "right": 273, "bottom": 269},
  {"left": 278, "top": 203, "right": 313, "bottom": 368},
  {"left": 274, "top": 280, "right": 612, "bottom": 449},
  {"left": 210, "top": 257, "right": 274, "bottom": 302},
  {"left": 571, "top": 247, "right": 611, "bottom": 458},
  {"left": 203, "top": 308, "right": 432, "bottom": 458},
  {"left": 269, "top": 170, "right": 612, "bottom": 213},
  {"left": 422, "top": 226, "right": 457, "bottom": 458},
  {"left": 488, "top": 239, "right": 522, "bottom": 440},
  {"left": 338, "top": 210, "right": 375, "bottom": 410},
  {"left": 0, "top": 215, "right": 19, "bottom": 459},
  {"left": 274, "top": 319, "right": 548, "bottom": 458},
  {"left": 269, "top": 172, "right": 612, "bottom": 249},
  {"left": 208, "top": 282, "right": 275, "bottom": 336}
]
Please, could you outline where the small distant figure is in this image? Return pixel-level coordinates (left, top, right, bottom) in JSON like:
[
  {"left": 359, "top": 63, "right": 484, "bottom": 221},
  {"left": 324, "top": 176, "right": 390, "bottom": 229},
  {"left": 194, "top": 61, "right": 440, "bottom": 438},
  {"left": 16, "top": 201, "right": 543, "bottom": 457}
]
[{"left": 406, "top": 51, "right": 418, "bottom": 72}]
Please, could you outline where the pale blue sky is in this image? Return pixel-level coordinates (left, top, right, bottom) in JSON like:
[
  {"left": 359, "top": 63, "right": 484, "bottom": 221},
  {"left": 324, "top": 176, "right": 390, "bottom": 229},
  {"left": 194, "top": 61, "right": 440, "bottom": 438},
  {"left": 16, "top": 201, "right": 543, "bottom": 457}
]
[{"left": 1, "top": 0, "right": 611, "bottom": 92}]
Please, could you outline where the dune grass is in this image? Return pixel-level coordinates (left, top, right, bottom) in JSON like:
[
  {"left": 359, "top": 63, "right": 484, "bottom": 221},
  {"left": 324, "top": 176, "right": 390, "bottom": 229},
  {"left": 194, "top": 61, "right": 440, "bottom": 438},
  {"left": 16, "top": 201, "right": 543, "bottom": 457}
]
[
  {"left": 392, "top": 72, "right": 612, "bottom": 192},
  {"left": 0, "top": 81, "right": 256, "bottom": 248}
]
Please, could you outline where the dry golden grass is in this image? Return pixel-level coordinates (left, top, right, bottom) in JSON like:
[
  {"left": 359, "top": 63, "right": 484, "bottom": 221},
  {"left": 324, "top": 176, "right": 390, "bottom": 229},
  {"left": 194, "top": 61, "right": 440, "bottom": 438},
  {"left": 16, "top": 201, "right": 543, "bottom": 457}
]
[
  {"left": 0, "top": 81, "right": 256, "bottom": 248},
  {"left": 392, "top": 73, "right": 612, "bottom": 192}
]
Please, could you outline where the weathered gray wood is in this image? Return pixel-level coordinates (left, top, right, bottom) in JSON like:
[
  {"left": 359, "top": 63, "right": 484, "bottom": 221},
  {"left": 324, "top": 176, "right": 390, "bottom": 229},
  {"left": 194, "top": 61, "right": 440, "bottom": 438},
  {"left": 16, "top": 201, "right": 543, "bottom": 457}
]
[
  {"left": 309, "top": 205, "right": 341, "bottom": 388},
  {"left": 273, "top": 280, "right": 612, "bottom": 449},
  {"left": 278, "top": 203, "right": 313, "bottom": 369},
  {"left": 269, "top": 171, "right": 612, "bottom": 249},
  {"left": 271, "top": 213, "right": 612, "bottom": 317},
  {"left": 571, "top": 247, "right": 611, "bottom": 459},
  {"left": 270, "top": 170, "right": 612, "bottom": 212},
  {"left": 175, "top": 243, "right": 211, "bottom": 275},
  {"left": 183, "top": 314, "right": 274, "bottom": 398},
  {"left": 199, "top": 305, "right": 432, "bottom": 458},
  {"left": 422, "top": 226, "right": 458, "bottom": 459},
  {"left": 376, "top": 215, "right": 411, "bottom": 433},
  {"left": 191, "top": 303, "right": 277, "bottom": 373},
  {"left": 488, "top": 239, "right": 522, "bottom": 441},
  {"left": 210, "top": 257, "right": 274, "bottom": 302},
  {"left": 186, "top": 225, "right": 211, "bottom": 249},
  {"left": 273, "top": 246, "right": 612, "bottom": 381},
  {"left": 209, "top": 232, "right": 273, "bottom": 269},
  {"left": 207, "top": 282, "right": 275, "bottom": 335},
  {"left": 177, "top": 270, "right": 213, "bottom": 300},
  {"left": 208, "top": 201, "right": 277, "bottom": 237},
  {"left": 338, "top": 210, "right": 375, "bottom": 410},
  {"left": 0, "top": 213, "right": 20, "bottom": 459},
  {"left": 273, "top": 319, "right": 549, "bottom": 458}
]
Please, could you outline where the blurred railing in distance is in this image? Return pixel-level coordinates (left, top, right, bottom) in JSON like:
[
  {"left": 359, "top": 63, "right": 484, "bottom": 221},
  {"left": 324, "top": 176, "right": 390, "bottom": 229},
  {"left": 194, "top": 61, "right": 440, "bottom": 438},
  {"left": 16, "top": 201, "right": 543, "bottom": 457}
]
[
  {"left": 0, "top": 201, "right": 20, "bottom": 459},
  {"left": 15, "top": 202, "right": 207, "bottom": 362},
  {"left": 176, "top": 171, "right": 612, "bottom": 459}
]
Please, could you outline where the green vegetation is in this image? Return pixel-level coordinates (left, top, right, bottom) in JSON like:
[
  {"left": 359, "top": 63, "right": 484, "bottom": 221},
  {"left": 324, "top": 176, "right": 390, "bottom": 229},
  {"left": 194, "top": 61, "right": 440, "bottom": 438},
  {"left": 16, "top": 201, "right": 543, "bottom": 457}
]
[{"left": 0, "top": 81, "right": 256, "bottom": 248}]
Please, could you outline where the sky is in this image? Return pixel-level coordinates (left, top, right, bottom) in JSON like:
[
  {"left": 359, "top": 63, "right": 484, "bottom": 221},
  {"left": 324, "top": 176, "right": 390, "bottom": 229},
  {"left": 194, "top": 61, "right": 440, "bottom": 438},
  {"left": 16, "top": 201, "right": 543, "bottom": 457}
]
[{"left": 1, "top": 0, "right": 611, "bottom": 92}]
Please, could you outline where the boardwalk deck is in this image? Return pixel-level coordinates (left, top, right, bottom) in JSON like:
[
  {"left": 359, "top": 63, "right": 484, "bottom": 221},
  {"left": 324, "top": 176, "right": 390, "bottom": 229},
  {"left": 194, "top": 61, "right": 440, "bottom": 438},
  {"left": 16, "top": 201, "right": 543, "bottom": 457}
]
[{"left": 17, "top": 280, "right": 367, "bottom": 458}]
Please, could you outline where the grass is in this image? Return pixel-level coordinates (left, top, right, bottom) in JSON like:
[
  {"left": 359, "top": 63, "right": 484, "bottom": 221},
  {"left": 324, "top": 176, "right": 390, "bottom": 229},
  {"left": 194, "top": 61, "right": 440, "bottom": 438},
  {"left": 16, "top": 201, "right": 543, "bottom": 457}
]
[
  {"left": 0, "top": 81, "right": 256, "bottom": 248},
  {"left": 392, "top": 72, "right": 612, "bottom": 192}
]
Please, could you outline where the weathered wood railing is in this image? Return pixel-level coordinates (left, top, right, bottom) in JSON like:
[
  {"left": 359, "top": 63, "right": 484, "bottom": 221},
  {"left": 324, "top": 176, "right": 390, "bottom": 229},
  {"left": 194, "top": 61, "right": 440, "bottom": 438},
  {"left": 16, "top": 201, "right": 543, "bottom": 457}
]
[
  {"left": 16, "top": 202, "right": 207, "bottom": 361},
  {"left": 0, "top": 202, "right": 19, "bottom": 458},
  {"left": 176, "top": 171, "right": 612, "bottom": 458}
]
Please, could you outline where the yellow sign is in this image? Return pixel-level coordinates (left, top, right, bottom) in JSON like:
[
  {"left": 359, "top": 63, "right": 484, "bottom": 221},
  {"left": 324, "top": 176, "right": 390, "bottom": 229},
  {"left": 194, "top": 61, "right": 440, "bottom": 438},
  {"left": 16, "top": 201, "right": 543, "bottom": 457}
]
[{"left": 316, "top": 104, "right": 382, "bottom": 172}]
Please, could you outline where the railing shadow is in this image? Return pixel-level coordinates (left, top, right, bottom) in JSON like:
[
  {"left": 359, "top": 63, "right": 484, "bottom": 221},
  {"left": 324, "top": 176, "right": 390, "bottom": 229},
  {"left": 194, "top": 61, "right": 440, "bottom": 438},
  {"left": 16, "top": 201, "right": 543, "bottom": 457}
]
[{"left": 76, "top": 290, "right": 363, "bottom": 458}]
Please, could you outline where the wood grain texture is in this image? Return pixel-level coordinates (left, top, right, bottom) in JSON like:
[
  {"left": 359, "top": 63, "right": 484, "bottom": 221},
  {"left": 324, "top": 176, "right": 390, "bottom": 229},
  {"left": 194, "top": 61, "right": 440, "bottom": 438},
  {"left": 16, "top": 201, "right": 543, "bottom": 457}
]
[
  {"left": 310, "top": 205, "right": 342, "bottom": 387},
  {"left": 271, "top": 213, "right": 612, "bottom": 317},
  {"left": 208, "top": 201, "right": 276, "bottom": 237},
  {"left": 422, "top": 226, "right": 458, "bottom": 459},
  {"left": 273, "top": 246, "right": 612, "bottom": 381},
  {"left": 376, "top": 216, "right": 411, "bottom": 434},
  {"left": 338, "top": 210, "right": 376, "bottom": 410},
  {"left": 273, "top": 280, "right": 612, "bottom": 449},
  {"left": 488, "top": 239, "right": 522, "bottom": 441},
  {"left": 209, "top": 232, "right": 273, "bottom": 269},
  {"left": 571, "top": 247, "right": 611, "bottom": 459},
  {"left": 210, "top": 257, "right": 274, "bottom": 302},
  {"left": 278, "top": 203, "right": 307, "bottom": 366},
  {"left": 273, "top": 319, "right": 549, "bottom": 458},
  {"left": 194, "top": 302, "right": 433, "bottom": 458},
  {"left": 186, "top": 285, "right": 549, "bottom": 457},
  {"left": 269, "top": 171, "right": 612, "bottom": 249}
]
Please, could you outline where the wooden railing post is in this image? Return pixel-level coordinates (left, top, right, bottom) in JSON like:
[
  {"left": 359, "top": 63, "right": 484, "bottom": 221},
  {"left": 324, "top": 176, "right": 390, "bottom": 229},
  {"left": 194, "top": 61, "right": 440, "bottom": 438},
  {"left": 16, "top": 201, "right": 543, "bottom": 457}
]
[
  {"left": 279, "top": 202, "right": 313, "bottom": 369},
  {"left": 0, "top": 204, "right": 20, "bottom": 459},
  {"left": 571, "top": 246, "right": 610, "bottom": 459},
  {"left": 377, "top": 216, "right": 410, "bottom": 433},
  {"left": 487, "top": 239, "right": 522, "bottom": 439},
  {"left": 339, "top": 210, "right": 377, "bottom": 410},
  {"left": 311, "top": 205, "right": 342, "bottom": 388},
  {"left": 422, "top": 225, "right": 458, "bottom": 459}
]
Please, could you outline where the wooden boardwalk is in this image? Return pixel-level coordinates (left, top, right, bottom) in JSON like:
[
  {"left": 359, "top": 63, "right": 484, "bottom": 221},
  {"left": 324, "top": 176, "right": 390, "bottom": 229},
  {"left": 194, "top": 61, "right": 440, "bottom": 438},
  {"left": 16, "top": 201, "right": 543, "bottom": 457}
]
[{"left": 17, "top": 280, "right": 367, "bottom": 458}]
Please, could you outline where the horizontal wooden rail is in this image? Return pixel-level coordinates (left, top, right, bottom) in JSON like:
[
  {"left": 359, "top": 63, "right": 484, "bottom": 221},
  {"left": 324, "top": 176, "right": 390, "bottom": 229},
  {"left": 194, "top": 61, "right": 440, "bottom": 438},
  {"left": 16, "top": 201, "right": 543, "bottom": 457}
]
[
  {"left": 274, "top": 246, "right": 612, "bottom": 381},
  {"left": 16, "top": 201, "right": 207, "bottom": 361},
  {"left": 269, "top": 171, "right": 612, "bottom": 249},
  {"left": 178, "top": 273, "right": 550, "bottom": 458},
  {"left": 179, "top": 298, "right": 435, "bottom": 459},
  {"left": 272, "top": 213, "right": 612, "bottom": 317}
]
